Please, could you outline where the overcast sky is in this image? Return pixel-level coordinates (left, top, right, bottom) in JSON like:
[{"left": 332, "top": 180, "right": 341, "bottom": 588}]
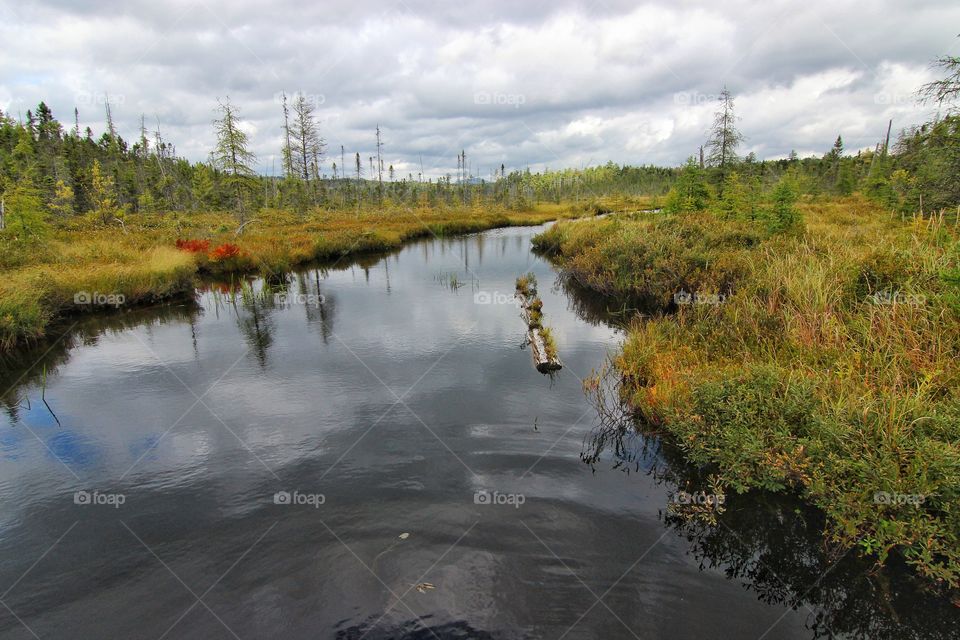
[{"left": 1, "top": 0, "right": 957, "bottom": 178}]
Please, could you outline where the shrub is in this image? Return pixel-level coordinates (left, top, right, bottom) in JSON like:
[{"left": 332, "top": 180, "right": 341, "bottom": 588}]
[
  {"left": 175, "top": 238, "right": 211, "bottom": 253},
  {"left": 206, "top": 242, "right": 253, "bottom": 273},
  {"left": 209, "top": 242, "right": 243, "bottom": 261},
  {"left": 665, "top": 365, "right": 819, "bottom": 493}
]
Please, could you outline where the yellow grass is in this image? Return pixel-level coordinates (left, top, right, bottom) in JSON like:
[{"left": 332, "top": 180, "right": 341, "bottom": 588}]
[{"left": 0, "top": 198, "right": 653, "bottom": 350}]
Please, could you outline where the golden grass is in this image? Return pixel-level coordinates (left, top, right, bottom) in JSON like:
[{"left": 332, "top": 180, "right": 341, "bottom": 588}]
[
  {"left": 542, "top": 195, "right": 960, "bottom": 587},
  {"left": 0, "top": 197, "right": 654, "bottom": 351}
]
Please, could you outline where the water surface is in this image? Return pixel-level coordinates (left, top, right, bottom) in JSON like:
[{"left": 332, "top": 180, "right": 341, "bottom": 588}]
[{"left": 0, "top": 223, "right": 955, "bottom": 639}]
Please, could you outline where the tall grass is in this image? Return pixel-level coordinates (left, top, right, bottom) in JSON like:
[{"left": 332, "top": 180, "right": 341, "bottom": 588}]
[
  {"left": 532, "top": 211, "right": 764, "bottom": 307},
  {"left": 0, "top": 200, "right": 637, "bottom": 351},
  {"left": 539, "top": 196, "right": 960, "bottom": 588},
  {"left": 0, "top": 247, "right": 195, "bottom": 350}
]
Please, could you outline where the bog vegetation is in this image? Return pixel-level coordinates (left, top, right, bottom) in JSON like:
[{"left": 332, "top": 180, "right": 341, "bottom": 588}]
[
  {"left": 0, "top": 38, "right": 957, "bottom": 590},
  {"left": 534, "top": 53, "right": 960, "bottom": 589}
]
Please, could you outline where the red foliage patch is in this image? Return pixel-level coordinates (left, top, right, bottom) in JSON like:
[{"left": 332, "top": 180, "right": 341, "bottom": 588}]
[
  {"left": 175, "top": 238, "right": 211, "bottom": 253},
  {"left": 208, "top": 243, "right": 244, "bottom": 262}
]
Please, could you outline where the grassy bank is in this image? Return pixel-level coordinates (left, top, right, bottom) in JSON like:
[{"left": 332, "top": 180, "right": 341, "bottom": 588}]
[
  {"left": 534, "top": 196, "right": 960, "bottom": 588},
  {"left": 0, "top": 197, "right": 651, "bottom": 352}
]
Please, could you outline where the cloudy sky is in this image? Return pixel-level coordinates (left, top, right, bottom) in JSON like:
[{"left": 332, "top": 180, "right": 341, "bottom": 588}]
[{"left": 1, "top": 0, "right": 957, "bottom": 178}]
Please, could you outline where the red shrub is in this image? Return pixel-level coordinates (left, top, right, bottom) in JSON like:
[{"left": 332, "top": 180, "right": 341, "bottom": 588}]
[
  {"left": 208, "top": 243, "right": 244, "bottom": 262},
  {"left": 175, "top": 238, "right": 210, "bottom": 253}
]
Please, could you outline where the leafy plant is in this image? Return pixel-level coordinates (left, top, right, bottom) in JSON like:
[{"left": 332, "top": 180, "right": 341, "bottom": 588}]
[{"left": 175, "top": 238, "right": 211, "bottom": 253}]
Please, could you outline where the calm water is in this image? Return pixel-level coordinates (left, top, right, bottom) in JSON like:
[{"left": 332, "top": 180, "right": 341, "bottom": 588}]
[{"left": 0, "top": 223, "right": 956, "bottom": 639}]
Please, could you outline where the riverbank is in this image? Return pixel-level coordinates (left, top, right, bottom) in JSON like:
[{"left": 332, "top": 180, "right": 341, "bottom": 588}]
[
  {"left": 10, "top": 215, "right": 953, "bottom": 639},
  {"left": 0, "top": 197, "right": 651, "bottom": 353},
  {"left": 533, "top": 195, "right": 960, "bottom": 589}
]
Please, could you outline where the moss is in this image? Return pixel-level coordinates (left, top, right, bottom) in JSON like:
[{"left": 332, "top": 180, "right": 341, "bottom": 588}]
[{"left": 539, "top": 326, "right": 559, "bottom": 361}]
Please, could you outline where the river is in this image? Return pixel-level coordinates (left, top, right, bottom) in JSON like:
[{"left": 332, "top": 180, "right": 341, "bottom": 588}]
[{"left": 0, "top": 222, "right": 955, "bottom": 639}]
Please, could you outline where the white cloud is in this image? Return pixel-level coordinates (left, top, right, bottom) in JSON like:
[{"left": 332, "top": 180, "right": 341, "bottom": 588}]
[{"left": 0, "top": 0, "right": 955, "bottom": 175}]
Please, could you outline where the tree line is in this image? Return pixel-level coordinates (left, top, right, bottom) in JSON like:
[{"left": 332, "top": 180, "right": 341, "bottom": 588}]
[
  {"left": 0, "top": 45, "right": 956, "bottom": 236},
  {"left": 662, "top": 45, "right": 960, "bottom": 222}
]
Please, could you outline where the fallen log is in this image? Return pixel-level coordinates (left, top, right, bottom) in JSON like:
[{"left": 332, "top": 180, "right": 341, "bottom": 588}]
[
  {"left": 515, "top": 276, "right": 562, "bottom": 373},
  {"left": 528, "top": 326, "right": 562, "bottom": 372}
]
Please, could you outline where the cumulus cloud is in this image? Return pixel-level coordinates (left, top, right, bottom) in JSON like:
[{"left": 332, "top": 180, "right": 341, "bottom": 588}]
[{"left": 0, "top": 0, "right": 956, "bottom": 176}]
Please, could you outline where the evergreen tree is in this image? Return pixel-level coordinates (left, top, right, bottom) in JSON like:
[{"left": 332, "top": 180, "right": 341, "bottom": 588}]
[
  {"left": 280, "top": 92, "right": 294, "bottom": 178},
  {"left": 828, "top": 135, "right": 844, "bottom": 160},
  {"left": 89, "top": 159, "right": 125, "bottom": 226},
  {"left": 718, "top": 171, "right": 748, "bottom": 218},
  {"left": 211, "top": 97, "right": 257, "bottom": 221},
  {"left": 665, "top": 157, "right": 711, "bottom": 213},
  {"left": 290, "top": 93, "right": 324, "bottom": 189},
  {"left": 191, "top": 163, "right": 218, "bottom": 210},
  {"left": 706, "top": 87, "right": 744, "bottom": 169},
  {"left": 836, "top": 158, "right": 856, "bottom": 195},
  {"left": 920, "top": 42, "right": 960, "bottom": 107},
  {"left": 768, "top": 174, "right": 801, "bottom": 233}
]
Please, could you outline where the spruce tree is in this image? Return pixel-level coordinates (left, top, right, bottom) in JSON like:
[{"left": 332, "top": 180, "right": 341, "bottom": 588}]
[
  {"left": 212, "top": 97, "right": 257, "bottom": 221},
  {"left": 290, "top": 93, "right": 324, "bottom": 190},
  {"left": 706, "top": 87, "right": 744, "bottom": 169}
]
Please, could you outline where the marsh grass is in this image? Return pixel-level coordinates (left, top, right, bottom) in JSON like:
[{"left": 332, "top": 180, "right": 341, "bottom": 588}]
[
  {"left": 0, "top": 200, "right": 612, "bottom": 351},
  {"left": 0, "top": 245, "right": 195, "bottom": 351},
  {"left": 434, "top": 271, "right": 470, "bottom": 290},
  {"left": 549, "top": 196, "right": 960, "bottom": 588},
  {"left": 515, "top": 272, "right": 538, "bottom": 298}
]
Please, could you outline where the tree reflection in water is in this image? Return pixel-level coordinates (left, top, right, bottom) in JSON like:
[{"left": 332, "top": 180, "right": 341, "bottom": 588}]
[{"left": 0, "top": 301, "right": 202, "bottom": 422}]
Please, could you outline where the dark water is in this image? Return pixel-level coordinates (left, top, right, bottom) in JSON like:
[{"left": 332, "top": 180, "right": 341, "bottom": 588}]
[{"left": 0, "top": 223, "right": 956, "bottom": 639}]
